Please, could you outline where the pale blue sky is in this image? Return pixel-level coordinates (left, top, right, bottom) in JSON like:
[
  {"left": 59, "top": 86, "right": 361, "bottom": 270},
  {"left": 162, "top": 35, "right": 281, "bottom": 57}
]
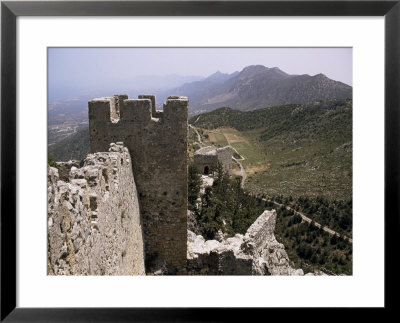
[{"left": 48, "top": 47, "right": 352, "bottom": 100}]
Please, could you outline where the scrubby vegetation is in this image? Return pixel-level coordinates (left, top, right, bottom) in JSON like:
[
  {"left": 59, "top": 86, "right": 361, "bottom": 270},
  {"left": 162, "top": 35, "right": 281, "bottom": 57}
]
[
  {"left": 189, "top": 99, "right": 352, "bottom": 201},
  {"left": 48, "top": 152, "right": 58, "bottom": 167},
  {"left": 188, "top": 163, "right": 352, "bottom": 275},
  {"left": 188, "top": 163, "right": 202, "bottom": 211},
  {"left": 291, "top": 196, "right": 352, "bottom": 238},
  {"left": 190, "top": 99, "right": 351, "bottom": 133},
  {"left": 188, "top": 163, "right": 265, "bottom": 239},
  {"left": 48, "top": 126, "right": 90, "bottom": 162},
  {"left": 272, "top": 202, "right": 352, "bottom": 275}
]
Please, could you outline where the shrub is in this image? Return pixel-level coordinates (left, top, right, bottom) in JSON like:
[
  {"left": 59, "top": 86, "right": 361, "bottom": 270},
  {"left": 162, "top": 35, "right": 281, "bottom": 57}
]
[{"left": 48, "top": 152, "right": 57, "bottom": 167}]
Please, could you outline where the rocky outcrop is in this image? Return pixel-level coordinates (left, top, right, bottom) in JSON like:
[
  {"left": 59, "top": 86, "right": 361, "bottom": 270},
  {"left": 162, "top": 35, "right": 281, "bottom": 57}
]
[
  {"left": 187, "top": 210, "right": 304, "bottom": 275},
  {"left": 47, "top": 143, "right": 145, "bottom": 275}
]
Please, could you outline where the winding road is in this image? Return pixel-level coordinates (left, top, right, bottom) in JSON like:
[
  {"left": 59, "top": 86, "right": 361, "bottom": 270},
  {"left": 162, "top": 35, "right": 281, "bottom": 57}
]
[
  {"left": 232, "top": 157, "right": 246, "bottom": 188},
  {"left": 265, "top": 199, "right": 353, "bottom": 243},
  {"left": 189, "top": 124, "right": 204, "bottom": 146}
]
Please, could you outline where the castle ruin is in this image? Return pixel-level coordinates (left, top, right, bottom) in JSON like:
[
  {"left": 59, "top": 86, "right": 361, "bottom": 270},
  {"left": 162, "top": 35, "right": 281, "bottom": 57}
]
[
  {"left": 47, "top": 94, "right": 308, "bottom": 276},
  {"left": 89, "top": 94, "right": 188, "bottom": 273},
  {"left": 194, "top": 145, "right": 233, "bottom": 176}
]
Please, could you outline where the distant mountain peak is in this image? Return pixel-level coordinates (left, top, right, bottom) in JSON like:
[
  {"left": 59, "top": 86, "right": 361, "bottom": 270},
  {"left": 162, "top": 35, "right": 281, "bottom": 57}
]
[
  {"left": 238, "top": 65, "right": 290, "bottom": 79},
  {"left": 270, "top": 66, "right": 289, "bottom": 76},
  {"left": 206, "top": 70, "right": 230, "bottom": 80},
  {"left": 241, "top": 65, "right": 268, "bottom": 73},
  {"left": 170, "top": 64, "right": 352, "bottom": 114},
  {"left": 314, "top": 73, "right": 328, "bottom": 78}
]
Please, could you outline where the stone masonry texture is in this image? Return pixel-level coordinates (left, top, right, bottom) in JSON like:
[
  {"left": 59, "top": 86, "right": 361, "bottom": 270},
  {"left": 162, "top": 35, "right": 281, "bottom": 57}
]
[
  {"left": 194, "top": 145, "right": 233, "bottom": 176},
  {"left": 88, "top": 95, "right": 188, "bottom": 273},
  {"left": 47, "top": 143, "right": 145, "bottom": 275}
]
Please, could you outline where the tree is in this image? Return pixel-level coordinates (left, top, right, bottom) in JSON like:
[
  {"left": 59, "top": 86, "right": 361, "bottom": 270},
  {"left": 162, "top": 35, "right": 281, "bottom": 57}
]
[
  {"left": 330, "top": 234, "right": 338, "bottom": 245},
  {"left": 188, "top": 163, "right": 201, "bottom": 210},
  {"left": 293, "top": 214, "right": 302, "bottom": 224},
  {"left": 339, "top": 213, "right": 351, "bottom": 230},
  {"left": 195, "top": 162, "right": 265, "bottom": 239},
  {"left": 48, "top": 153, "right": 57, "bottom": 167}
]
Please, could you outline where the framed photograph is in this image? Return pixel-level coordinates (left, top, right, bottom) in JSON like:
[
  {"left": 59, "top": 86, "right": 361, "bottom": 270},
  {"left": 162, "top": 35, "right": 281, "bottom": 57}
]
[{"left": 1, "top": 0, "right": 399, "bottom": 320}]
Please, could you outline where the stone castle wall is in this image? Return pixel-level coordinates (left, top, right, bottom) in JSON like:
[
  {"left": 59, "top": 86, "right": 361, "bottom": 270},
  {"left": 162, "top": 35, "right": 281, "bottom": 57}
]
[
  {"left": 89, "top": 95, "right": 188, "bottom": 273},
  {"left": 47, "top": 143, "right": 145, "bottom": 275}
]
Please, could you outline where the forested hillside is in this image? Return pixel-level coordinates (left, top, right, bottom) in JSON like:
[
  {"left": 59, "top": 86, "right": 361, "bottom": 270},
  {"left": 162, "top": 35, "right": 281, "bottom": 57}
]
[
  {"left": 48, "top": 126, "right": 89, "bottom": 162},
  {"left": 189, "top": 99, "right": 352, "bottom": 201}
]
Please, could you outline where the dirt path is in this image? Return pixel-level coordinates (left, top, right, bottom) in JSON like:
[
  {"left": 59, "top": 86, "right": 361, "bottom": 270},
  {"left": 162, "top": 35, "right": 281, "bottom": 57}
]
[
  {"left": 232, "top": 157, "right": 247, "bottom": 188},
  {"left": 230, "top": 145, "right": 245, "bottom": 161},
  {"left": 190, "top": 125, "right": 247, "bottom": 187},
  {"left": 193, "top": 115, "right": 201, "bottom": 124},
  {"left": 189, "top": 124, "right": 204, "bottom": 146},
  {"left": 265, "top": 199, "right": 352, "bottom": 243},
  {"left": 220, "top": 130, "right": 245, "bottom": 160},
  {"left": 218, "top": 128, "right": 247, "bottom": 186}
]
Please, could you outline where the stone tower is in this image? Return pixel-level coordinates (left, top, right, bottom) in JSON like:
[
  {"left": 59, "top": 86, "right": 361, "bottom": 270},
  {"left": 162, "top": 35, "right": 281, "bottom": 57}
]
[
  {"left": 88, "top": 94, "right": 188, "bottom": 273},
  {"left": 194, "top": 145, "right": 233, "bottom": 176}
]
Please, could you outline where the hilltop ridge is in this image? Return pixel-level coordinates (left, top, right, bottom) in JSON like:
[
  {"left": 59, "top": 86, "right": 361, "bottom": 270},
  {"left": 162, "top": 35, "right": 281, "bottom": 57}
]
[{"left": 171, "top": 65, "right": 352, "bottom": 114}]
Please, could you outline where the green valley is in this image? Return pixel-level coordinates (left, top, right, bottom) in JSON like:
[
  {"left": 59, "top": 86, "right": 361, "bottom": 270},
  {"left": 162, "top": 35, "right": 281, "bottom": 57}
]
[{"left": 189, "top": 99, "right": 352, "bottom": 201}]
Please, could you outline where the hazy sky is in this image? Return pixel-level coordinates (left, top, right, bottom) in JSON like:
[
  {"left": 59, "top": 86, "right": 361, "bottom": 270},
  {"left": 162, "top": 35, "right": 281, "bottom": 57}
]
[{"left": 48, "top": 47, "right": 352, "bottom": 100}]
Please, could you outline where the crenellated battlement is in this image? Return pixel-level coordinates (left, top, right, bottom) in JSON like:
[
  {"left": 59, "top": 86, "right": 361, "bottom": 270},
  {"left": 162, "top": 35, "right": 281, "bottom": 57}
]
[
  {"left": 89, "top": 94, "right": 188, "bottom": 128},
  {"left": 89, "top": 94, "right": 188, "bottom": 274},
  {"left": 164, "top": 97, "right": 189, "bottom": 118},
  {"left": 138, "top": 94, "right": 161, "bottom": 118},
  {"left": 122, "top": 99, "right": 152, "bottom": 123}
]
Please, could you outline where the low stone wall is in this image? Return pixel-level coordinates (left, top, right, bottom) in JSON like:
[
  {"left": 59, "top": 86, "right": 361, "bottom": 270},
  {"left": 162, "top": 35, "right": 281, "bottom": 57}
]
[
  {"left": 47, "top": 143, "right": 145, "bottom": 275},
  {"left": 187, "top": 210, "right": 304, "bottom": 275},
  {"left": 187, "top": 232, "right": 255, "bottom": 275},
  {"left": 242, "top": 209, "right": 281, "bottom": 257}
]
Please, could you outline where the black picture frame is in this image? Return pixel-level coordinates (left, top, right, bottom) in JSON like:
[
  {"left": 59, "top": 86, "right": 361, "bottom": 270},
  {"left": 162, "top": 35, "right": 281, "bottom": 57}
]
[{"left": 1, "top": 0, "right": 399, "bottom": 321}]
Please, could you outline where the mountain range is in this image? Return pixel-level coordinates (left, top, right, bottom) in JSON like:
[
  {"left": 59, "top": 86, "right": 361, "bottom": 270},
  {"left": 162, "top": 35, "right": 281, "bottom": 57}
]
[{"left": 169, "top": 65, "right": 352, "bottom": 114}]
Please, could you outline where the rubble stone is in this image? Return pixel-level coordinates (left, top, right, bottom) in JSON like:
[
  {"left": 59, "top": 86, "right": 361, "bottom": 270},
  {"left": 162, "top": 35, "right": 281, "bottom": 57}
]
[
  {"left": 187, "top": 210, "right": 305, "bottom": 276},
  {"left": 47, "top": 143, "right": 145, "bottom": 275}
]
